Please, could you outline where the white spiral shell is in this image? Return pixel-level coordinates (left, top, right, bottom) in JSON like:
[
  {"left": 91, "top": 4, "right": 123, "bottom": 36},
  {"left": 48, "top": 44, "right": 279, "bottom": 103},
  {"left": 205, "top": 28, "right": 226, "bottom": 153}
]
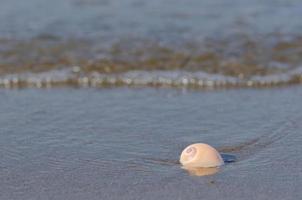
[{"left": 180, "top": 143, "right": 224, "bottom": 168}]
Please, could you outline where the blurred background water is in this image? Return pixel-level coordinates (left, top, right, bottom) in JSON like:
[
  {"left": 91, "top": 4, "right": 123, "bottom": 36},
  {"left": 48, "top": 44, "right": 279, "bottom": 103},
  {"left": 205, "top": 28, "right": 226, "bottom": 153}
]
[
  {"left": 0, "top": 0, "right": 302, "bottom": 199},
  {"left": 1, "top": 0, "right": 302, "bottom": 88}
]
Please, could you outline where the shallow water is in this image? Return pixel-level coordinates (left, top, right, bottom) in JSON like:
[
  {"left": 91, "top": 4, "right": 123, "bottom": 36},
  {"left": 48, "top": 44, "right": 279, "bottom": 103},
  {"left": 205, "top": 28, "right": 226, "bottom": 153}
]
[
  {"left": 1, "top": 86, "right": 302, "bottom": 199},
  {"left": 1, "top": 0, "right": 302, "bottom": 88}
]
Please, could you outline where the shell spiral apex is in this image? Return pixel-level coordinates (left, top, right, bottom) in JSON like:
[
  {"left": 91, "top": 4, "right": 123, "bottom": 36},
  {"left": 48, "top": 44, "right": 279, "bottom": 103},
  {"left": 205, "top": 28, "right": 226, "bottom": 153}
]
[{"left": 180, "top": 143, "right": 224, "bottom": 168}]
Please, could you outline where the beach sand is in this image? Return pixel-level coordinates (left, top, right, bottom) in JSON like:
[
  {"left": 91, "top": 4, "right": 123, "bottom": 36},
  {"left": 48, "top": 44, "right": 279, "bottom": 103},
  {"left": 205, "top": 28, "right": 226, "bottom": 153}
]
[{"left": 0, "top": 87, "right": 301, "bottom": 199}]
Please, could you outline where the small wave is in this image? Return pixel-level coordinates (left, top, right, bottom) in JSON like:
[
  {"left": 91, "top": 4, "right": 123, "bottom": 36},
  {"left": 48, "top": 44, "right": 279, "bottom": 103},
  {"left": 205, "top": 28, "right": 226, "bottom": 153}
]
[
  {"left": 2, "top": 35, "right": 302, "bottom": 89},
  {"left": 0, "top": 68, "right": 302, "bottom": 89}
]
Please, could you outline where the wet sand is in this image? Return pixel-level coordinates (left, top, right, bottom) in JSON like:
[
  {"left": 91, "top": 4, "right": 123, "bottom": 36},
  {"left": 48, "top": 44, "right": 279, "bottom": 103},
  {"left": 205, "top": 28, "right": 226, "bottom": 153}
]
[{"left": 0, "top": 86, "right": 302, "bottom": 199}]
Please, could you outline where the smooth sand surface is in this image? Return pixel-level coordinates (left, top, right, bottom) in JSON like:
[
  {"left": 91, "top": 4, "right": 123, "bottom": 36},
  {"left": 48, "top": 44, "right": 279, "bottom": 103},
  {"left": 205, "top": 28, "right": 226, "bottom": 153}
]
[{"left": 0, "top": 87, "right": 302, "bottom": 199}]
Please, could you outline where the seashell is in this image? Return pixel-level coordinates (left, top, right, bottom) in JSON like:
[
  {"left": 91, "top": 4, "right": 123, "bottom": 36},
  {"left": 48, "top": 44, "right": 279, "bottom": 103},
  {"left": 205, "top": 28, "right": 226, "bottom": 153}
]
[{"left": 180, "top": 143, "right": 224, "bottom": 168}]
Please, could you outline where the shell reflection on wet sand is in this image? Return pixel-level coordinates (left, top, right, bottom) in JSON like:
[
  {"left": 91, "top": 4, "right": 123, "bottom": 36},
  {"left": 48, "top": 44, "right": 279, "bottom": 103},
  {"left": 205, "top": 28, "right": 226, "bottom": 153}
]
[
  {"left": 180, "top": 143, "right": 224, "bottom": 176},
  {"left": 182, "top": 166, "right": 220, "bottom": 177}
]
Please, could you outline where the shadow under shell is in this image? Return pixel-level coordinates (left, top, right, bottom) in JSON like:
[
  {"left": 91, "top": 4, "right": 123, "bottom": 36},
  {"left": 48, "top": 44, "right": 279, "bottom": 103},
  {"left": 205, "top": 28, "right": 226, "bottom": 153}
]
[{"left": 221, "top": 154, "right": 237, "bottom": 164}]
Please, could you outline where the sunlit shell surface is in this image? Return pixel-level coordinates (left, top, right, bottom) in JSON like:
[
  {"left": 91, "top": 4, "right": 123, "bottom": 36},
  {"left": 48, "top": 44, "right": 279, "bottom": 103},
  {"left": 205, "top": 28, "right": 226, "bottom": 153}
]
[{"left": 180, "top": 143, "right": 224, "bottom": 168}]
